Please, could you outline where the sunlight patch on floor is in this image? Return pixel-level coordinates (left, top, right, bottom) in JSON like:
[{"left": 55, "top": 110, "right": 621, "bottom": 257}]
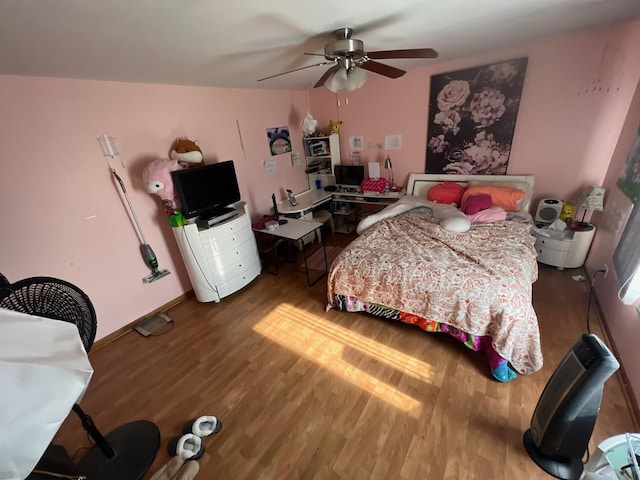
[{"left": 254, "top": 303, "right": 437, "bottom": 418}]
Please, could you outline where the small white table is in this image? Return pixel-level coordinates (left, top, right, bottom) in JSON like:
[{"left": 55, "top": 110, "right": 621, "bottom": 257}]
[
  {"left": 532, "top": 222, "right": 596, "bottom": 270},
  {"left": 253, "top": 218, "right": 328, "bottom": 286}
]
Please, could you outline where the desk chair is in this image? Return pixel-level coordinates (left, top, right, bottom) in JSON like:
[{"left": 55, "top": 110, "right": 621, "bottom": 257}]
[
  {"left": 0, "top": 273, "right": 160, "bottom": 480},
  {"left": 313, "top": 209, "right": 335, "bottom": 234}
]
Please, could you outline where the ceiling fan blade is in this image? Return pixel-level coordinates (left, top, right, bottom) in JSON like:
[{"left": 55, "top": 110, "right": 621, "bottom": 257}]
[
  {"left": 314, "top": 65, "right": 340, "bottom": 88},
  {"left": 366, "top": 48, "right": 439, "bottom": 60},
  {"left": 257, "top": 62, "right": 330, "bottom": 82},
  {"left": 360, "top": 60, "right": 406, "bottom": 79}
]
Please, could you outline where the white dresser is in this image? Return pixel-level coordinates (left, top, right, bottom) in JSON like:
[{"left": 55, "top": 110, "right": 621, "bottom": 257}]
[
  {"left": 172, "top": 202, "right": 261, "bottom": 302},
  {"left": 532, "top": 225, "right": 596, "bottom": 270}
]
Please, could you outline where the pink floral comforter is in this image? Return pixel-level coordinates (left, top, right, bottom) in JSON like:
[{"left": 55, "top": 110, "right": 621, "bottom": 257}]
[{"left": 327, "top": 213, "right": 543, "bottom": 375}]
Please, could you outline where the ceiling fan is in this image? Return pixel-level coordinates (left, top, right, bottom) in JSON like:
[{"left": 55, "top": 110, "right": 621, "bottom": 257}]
[{"left": 257, "top": 27, "right": 438, "bottom": 91}]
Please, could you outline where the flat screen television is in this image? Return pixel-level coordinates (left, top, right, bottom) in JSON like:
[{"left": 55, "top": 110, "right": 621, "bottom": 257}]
[
  {"left": 171, "top": 160, "right": 241, "bottom": 219},
  {"left": 334, "top": 165, "right": 365, "bottom": 188}
]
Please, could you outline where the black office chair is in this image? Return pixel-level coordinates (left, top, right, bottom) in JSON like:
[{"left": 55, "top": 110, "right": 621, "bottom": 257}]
[{"left": 0, "top": 273, "right": 160, "bottom": 480}]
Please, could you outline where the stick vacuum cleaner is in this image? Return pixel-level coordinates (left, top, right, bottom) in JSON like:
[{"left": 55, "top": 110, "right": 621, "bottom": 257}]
[{"left": 110, "top": 168, "right": 171, "bottom": 283}]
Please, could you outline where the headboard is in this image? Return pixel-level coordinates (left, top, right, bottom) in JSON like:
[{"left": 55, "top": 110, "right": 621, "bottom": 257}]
[{"left": 406, "top": 173, "right": 536, "bottom": 213}]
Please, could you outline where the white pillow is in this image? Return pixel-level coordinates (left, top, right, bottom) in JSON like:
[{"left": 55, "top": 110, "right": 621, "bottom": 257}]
[
  {"left": 431, "top": 203, "right": 471, "bottom": 233},
  {"left": 440, "top": 211, "right": 471, "bottom": 232},
  {"left": 356, "top": 196, "right": 471, "bottom": 234}
]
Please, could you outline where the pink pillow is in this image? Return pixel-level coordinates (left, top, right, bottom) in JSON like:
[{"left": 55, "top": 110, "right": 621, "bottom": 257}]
[
  {"left": 468, "top": 205, "right": 507, "bottom": 223},
  {"left": 460, "top": 194, "right": 492, "bottom": 215},
  {"left": 427, "top": 182, "right": 466, "bottom": 205}
]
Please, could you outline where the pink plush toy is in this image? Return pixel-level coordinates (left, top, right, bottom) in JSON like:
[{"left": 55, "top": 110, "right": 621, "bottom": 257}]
[{"left": 142, "top": 158, "right": 184, "bottom": 215}]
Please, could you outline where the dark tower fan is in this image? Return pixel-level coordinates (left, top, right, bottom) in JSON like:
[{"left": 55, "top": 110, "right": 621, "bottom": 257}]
[{"left": 523, "top": 334, "right": 620, "bottom": 480}]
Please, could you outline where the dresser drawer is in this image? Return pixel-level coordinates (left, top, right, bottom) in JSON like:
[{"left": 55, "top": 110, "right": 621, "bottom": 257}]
[
  {"left": 209, "top": 245, "right": 259, "bottom": 284},
  {"left": 199, "top": 212, "right": 250, "bottom": 241},
  {"left": 536, "top": 245, "right": 569, "bottom": 267},
  {"left": 201, "top": 223, "right": 253, "bottom": 257},
  {"left": 534, "top": 235, "right": 570, "bottom": 252},
  {"left": 216, "top": 260, "right": 261, "bottom": 299},
  {"left": 206, "top": 235, "right": 256, "bottom": 267}
]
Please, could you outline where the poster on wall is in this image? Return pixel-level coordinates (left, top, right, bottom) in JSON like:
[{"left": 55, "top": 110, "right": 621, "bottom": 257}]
[
  {"left": 617, "top": 125, "right": 640, "bottom": 204},
  {"left": 266, "top": 126, "right": 292, "bottom": 155},
  {"left": 425, "top": 58, "right": 528, "bottom": 175}
]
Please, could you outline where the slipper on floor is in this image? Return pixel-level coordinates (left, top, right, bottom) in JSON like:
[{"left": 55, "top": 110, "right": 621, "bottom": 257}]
[
  {"left": 150, "top": 455, "right": 200, "bottom": 480},
  {"left": 167, "top": 433, "right": 204, "bottom": 461},
  {"left": 149, "top": 456, "right": 185, "bottom": 480},
  {"left": 182, "top": 415, "right": 223, "bottom": 437},
  {"left": 174, "top": 458, "right": 200, "bottom": 480}
]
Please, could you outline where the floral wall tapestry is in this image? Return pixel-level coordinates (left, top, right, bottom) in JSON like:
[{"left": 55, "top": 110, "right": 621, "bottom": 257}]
[{"left": 426, "top": 58, "right": 528, "bottom": 175}]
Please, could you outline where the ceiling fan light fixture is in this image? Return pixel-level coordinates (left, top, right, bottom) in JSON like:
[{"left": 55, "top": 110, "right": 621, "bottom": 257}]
[
  {"left": 325, "top": 68, "right": 348, "bottom": 93},
  {"left": 325, "top": 67, "right": 367, "bottom": 93},
  {"left": 346, "top": 67, "right": 367, "bottom": 91}
]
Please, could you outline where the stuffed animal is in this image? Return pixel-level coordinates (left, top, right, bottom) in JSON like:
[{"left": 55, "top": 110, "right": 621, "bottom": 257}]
[
  {"left": 170, "top": 138, "right": 204, "bottom": 168},
  {"left": 142, "top": 158, "right": 184, "bottom": 215},
  {"left": 329, "top": 120, "right": 342, "bottom": 135}
]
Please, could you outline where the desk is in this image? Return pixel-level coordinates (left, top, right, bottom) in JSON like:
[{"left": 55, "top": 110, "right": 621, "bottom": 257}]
[
  {"left": 277, "top": 189, "right": 403, "bottom": 217},
  {"left": 331, "top": 190, "right": 404, "bottom": 233},
  {"left": 331, "top": 190, "right": 404, "bottom": 206},
  {"left": 253, "top": 218, "right": 328, "bottom": 286},
  {"left": 275, "top": 189, "right": 404, "bottom": 235},
  {"left": 277, "top": 189, "right": 333, "bottom": 218}
]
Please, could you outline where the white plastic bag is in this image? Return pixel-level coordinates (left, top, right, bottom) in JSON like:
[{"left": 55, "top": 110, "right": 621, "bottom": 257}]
[{"left": 0, "top": 309, "right": 93, "bottom": 480}]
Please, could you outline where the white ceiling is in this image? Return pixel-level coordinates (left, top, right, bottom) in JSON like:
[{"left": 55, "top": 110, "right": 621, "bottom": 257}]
[{"left": 1, "top": 0, "right": 640, "bottom": 91}]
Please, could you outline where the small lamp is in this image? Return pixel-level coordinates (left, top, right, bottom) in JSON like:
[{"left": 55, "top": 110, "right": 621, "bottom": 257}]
[
  {"left": 573, "top": 185, "right": 605, "bottom": 228},
  {"left": 384, "top": 155, "right": 394, "bottom": 187}
]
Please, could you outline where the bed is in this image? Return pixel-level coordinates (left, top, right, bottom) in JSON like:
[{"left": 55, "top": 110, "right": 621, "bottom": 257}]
[{"left": 326, "top": 173, "right": 542, "bottom": 382}]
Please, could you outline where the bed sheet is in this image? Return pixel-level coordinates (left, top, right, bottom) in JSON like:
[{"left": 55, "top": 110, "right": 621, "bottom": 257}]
[{"left": 327, "top": 212, "right": 542, "bottom": 380}]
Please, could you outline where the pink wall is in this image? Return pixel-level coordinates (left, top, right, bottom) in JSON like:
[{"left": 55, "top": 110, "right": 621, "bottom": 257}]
[
  {"left": 586, "top": 81, "right": 640, "bottom": 405},
  {"left": 2, "top": 20, "right": 640, "bottom": 410},
  {"left": 309, "top": 21, "right": 640, "bottom": 209},
  {"left": 0, "top": 76, "right": 309, "bottom": 339},
  {"left": 307, "top": 20, "right": 640, "bottom": 402}
]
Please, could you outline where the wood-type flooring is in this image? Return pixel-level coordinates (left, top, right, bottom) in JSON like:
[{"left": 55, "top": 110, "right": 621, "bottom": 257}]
[{"left": 53, "top": 232, "right": 638, "bottom": 479}]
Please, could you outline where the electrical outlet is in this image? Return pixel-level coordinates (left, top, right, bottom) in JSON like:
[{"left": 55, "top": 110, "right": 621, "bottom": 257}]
[{"left": 603, "top": 263, "right": 609, "bottom": 278}]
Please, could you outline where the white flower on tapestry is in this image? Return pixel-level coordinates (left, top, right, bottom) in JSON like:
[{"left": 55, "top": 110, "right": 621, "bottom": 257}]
[
  {"left": 436, "top": 80, "right": 471, "bottom": 111},
  {"left": 434, "top": 110, "right": 462, "bottom": 135},
  {"left": 425, "top": 58, "right": 527, "bottom": 174},
  {"left": 469, "top": 88, "right": 506, "bottom": 127},
  {"left": 443, "top": 131, "right": 510, "bottom": 175},
  {"left": 480, "top": 63, "right": 519, "bottom": 85},
  {"left": 428, "top": 134, "right": 449, "bottom": 153}
]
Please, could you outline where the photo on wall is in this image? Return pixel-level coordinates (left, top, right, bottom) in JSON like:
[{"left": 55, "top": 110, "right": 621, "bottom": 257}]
[
  {"left": 425, "top": 58, "right": 528, "bottom": 175},
  {"left": 617, "top": 125, "right": 640, "bottom": 204},
  {"left": 266, "top": 126, "right": 292, "bottom": 155}
]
